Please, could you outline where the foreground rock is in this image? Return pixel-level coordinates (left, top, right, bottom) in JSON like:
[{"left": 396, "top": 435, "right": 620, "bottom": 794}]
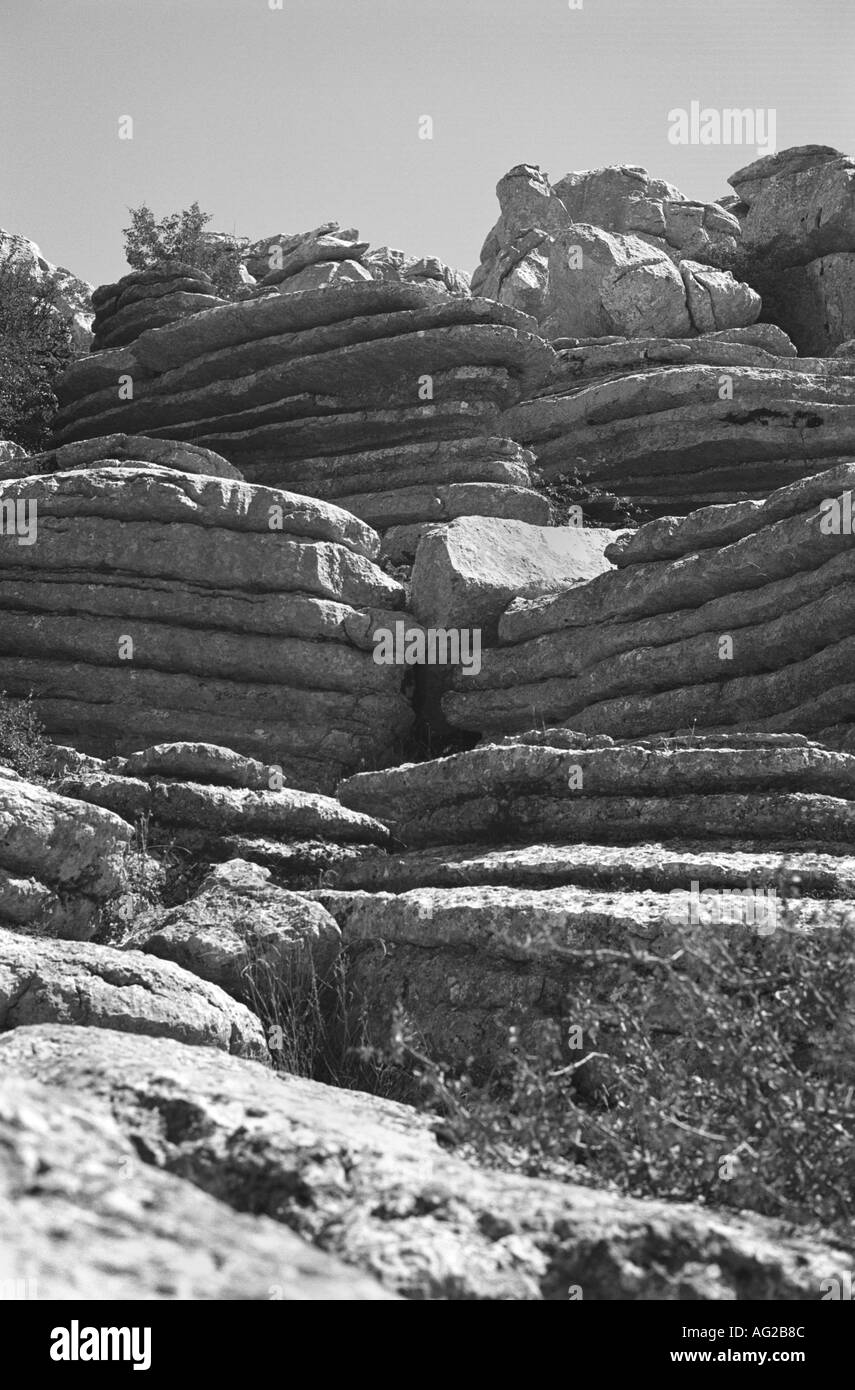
[
  {"left": 0, "top": 463, "right": 414, "bottom": 790},
  {"left": 0, "top": 771, "right": 133, "bottom": 940},
  {"left": 1, "top": 1025, "right": 844, "bottom": 1300},
  {"left": 0, "top": 1074, "right": 392, "bottom": 1299},
  {"left": 0, "top": 928, "right": 268, "bottom": 1059},
  {"left": 443, "top": 463, "right": 855, "bottom": 740}
]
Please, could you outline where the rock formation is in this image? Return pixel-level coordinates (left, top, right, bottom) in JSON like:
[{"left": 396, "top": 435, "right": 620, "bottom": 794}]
[
  {"left": 90, "top": 260, "right": 223, "bottom": 351},
  {"left": 442, "top": 461, "right": 855, "bottom": 741},
  {"left": 0, "top": 447, "right": 414, "bottom": 790},
  {"left": 471, "top": 164, "right": 760, "bottom": 340},
  {"left": 50, "top": 280, "right": 556, "bottom": 545},
  {"left": 499, "top": 324, "right": 855, "bottom": 522},
  {"left": 730, "top": 146, "right": 855, "bottom": 353}
]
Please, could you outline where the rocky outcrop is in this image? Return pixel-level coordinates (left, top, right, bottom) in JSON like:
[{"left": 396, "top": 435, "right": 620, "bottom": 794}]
[
  {"left": 0, "top": 228, "right": 93, "bottom": 350},
  {"left": 125, "top": 859, "right": 341, "bottom": 1004},
  {"left": 1, "top": 1025, "right": 845, "bottom": 1299},
  {"left": 0, "top": 929, "right": 269, "bottom": 1058},
  {"left": 500, "top": 331, "right": 855, "bottom": 522},
  {"left": 730, "top": 145, "right": 855, "bottom": 353},
  {"left": 471, "top": 165, "right": 759, "bottom": 341},
  {"left": 244, "top": 222, "right": 471, "bottom": 298},
  {"left": 338, "top": 735, "right": 855, "bottom": 847},
  {"left": 51, "top": 280, "right": 556, "bottom": 539},
  {"left": 0, "top": 771, "right": 133, "bottom": 940},
  {"left": 410, "top": 515, "right": 621, "bottom": 637},
  {"left": 0, "top": 431, "right": 243, "bottom": 481},
  {"left": 0, "top": 461, "right": 414, "bottom": 790},
  {"left": 441, "top": 462, "right": 855, "bottom": 740},
  {"left": 90, "top": 261, "right": 223, "bottom": 351}
]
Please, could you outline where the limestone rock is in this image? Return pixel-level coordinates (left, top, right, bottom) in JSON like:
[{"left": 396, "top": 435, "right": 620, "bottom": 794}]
[
  {"left": 0, "top": 772, "right": 133, "bottom": 940},
  {"left": 0, "top": 1074, "right": 393, "bottom": 1299},
  {"left": 126, "top": 859, "right": 341, "bottom": 1003},
  {"left": 0, "top": 929, "right": 269, "bottom": 1058},
  {"left": 2, "top": 1024, "right": 843, "bottom": 1300},
  {"left": 119, "top": 742, "right": 273, "bottom": 788},
  {"left": 410, "top": 517, "right": 620, "bottom": 637}
]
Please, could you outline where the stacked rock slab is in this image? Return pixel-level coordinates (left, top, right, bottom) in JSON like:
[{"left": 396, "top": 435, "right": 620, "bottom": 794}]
[
  {"left": 90, "top": 260, "right": 224, "bottom": 351},
  {"left": 52, "top": 740, "right": 390, "bottom": 881},
  {"left": 0, "top": 440, "right": 415, "bottom": 792},
  {"left": 0, "top": 768, "right": 133, "bottom": 940},
  {"left": 243, "top": 222, "right": 471, "bottom": 298},
  {"left": 50, "top": 281, "right": 557, "bottom": 542},
  {"left": 443, "top": 461, "right": 855, "bottom": 741},
  {"left": 499, "top": 324, "right": 855, "bottom": 522},
  {"left": 329, "top": 733, "right": 855, "bottom": 1070},
  {"left": 730, "top": 145, "right": 855, "bottom": 354},
  {"left": 471, "top": 164, "right": 760, "bottom": 340}
]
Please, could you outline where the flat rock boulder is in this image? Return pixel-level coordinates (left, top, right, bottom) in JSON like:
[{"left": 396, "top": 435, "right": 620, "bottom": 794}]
[
  {"left": 410, "top": 516, "right": 621, "bottom": 637},
  {"left": 10, "top": 433, "right": 243, "bottom": 482},
  {"left": 1, "top": 1024, "right": 844, "bottom": 1300},
  {"left": 118, "top": 742, "right": 274, "bottom": 789},
  {"left": 0, "top": 1074, "right": 392, "bottom": 1300},
  {"left": 54, "top": 772, "right": 390, "bottom": 845},
  {"left": 127, "top": 859, "right": 341, "bottom": 1003},
  {"left": 0, "top": 928, "right": 268, "bottom": 1059}
]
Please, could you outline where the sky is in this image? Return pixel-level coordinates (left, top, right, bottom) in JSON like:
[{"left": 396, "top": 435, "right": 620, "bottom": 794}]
[{"left": 1, "top": 0, "right": 853, "bottom": 289}]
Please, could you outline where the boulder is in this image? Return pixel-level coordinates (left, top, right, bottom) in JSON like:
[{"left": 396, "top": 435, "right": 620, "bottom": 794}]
[
  {"left": 410, "top": 516, "right": 620, "bottom": 637},
  {"left": 127, "top": 859, "right": 341, "bottom": 1003},
  {"left": 0, "top": 928, "right": 269, "bottom": 1058}
]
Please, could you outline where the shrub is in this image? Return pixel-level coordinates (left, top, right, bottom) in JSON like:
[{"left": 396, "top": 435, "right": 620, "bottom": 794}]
[
  {"left": 0, "top": 253, "right": 75, "bottom": 449},
  {"left": 122, "top": 202, "right": 245, "bottom": 299},
  {"left": 0, "top": 692, "right": 51, "bottom": 780},
  {"left": 361, "top": 911, "right": 855, "bottom": 1240}
]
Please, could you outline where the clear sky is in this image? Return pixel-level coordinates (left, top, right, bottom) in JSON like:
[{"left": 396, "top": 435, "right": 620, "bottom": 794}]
[{"left": 1, "top": 0, "right": 853, "bottom": 289}]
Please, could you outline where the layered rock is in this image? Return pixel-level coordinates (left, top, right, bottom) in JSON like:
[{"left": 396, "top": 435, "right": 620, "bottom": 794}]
[
  {"left": 330, "top": 733, "right": 855, "bottom": 1071},
  {"left": 244, "top": 222, "right": 471, "bottom": 297},
  {"left": 500, "top": 329, "right": 855, "bottom": 521},
  {"left": 50, "top": 281, "right": 557, "bottom": 538},
  {"left": 471, "top": 164, "right": 759, "bottom": 341},
  {"left": 730, "top": 145, "right": 855, "bottom": 353},
  {"left": 442, "top": 462, "right": 855, "bottom": 740},
  {"left": 0, "top": 460, "right": 414, "bottom": 790},
  {"left": 90, "top": 260, "right": 223, "bottom": 351},
  {"left": 0, "top": 770, "right": 133, "bottom": 940}
]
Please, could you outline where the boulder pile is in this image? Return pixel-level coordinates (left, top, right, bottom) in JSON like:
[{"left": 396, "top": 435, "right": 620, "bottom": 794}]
[
  {"left": 499, "top": 323, "right": 855, "bottom": 522},
  {"left": 730, "top": 145, "right": 855, "bottom": 354},
  {"left": 471, "top": 164, "right": 760, "bottom": 340},
  {"left": 243, "top": 222, "right": 471, "bottom": 297},
  {"left": 0, "top": 445, "right": 414, "bottom": 791},
  {"left": 442, "top": 461, "right": 855, "bottom": 741},
  {"left": 50, "top": 280, "right": 556, "bottom": 544}
]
